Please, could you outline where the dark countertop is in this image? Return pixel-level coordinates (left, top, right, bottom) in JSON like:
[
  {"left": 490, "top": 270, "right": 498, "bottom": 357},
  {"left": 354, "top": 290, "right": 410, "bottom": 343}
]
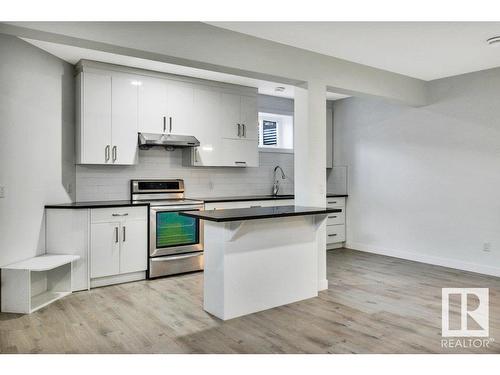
[
  {"left": 45, "top": 200, "right": 150, "bottom": 209},
  {"left": 326, "top": 193, "right": 348, "bottom": 198},
  {"left": 190, "top": 193, "right": 347, "bottom": 203},
  {"left": 179, "top": 205, "right": 342, "bottom": 222},
  {"left": 45, "top": 193, "right": 348, "bottom": 209}
]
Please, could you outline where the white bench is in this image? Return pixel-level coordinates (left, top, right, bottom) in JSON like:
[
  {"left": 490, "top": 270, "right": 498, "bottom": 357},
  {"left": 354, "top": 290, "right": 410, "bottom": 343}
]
[{"left": 1, "top": 254, "right": 80, "bottom": 314}]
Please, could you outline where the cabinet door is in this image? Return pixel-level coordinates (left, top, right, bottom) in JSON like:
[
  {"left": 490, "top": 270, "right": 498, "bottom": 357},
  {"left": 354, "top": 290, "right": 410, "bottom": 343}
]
[
  {"left": 240, "top": 95, "right": 258, "bottom": 140},
  {"left": 112, "top": 74, "right": 138, "bottom": 165},
  {"left": 326, "top": 105, "right": 333, "bottom": 168},
  {"left": 120, "top": 220, "right": 147, "bottom": 274},
  {"left": 220, "top": 92, "right": 242, "bottom": 139},
  {"left": 166, "top": 81, "right": 194, "bottom": 135},
  {"left": 190, "top": 86, "right": 223, "bottom": 166},
  {"left": 91, "top": 222, "right": 120, "bottom": 278},
  {"left": 81, "top": 72, "right": 112, "bottom": 164},
  {"left": 138, "top": 76, "right": 167, "bottom": 134},
  {"left": 221, "top": 138, "right": 259, "bottom": 167}
]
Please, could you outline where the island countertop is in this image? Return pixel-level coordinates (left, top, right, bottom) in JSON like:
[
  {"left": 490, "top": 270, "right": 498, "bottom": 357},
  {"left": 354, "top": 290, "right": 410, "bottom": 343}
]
[{"left": 179, "top": 205, "right": 341, "bottom": 222}]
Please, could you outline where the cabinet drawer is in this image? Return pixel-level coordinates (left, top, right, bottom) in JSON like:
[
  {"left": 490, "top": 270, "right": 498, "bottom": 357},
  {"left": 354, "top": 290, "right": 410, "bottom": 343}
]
[
  {"left": 91, "top": 206, "right": 147, "bottom": 223},
  {"left": 326, "top": 225, "right": 345, "bottom": 243},
  {"left": 326, "top": 211, "right": 345, "bottom": 226},
  {"left": 326, "top": 197, "right": 345, "bottom": 208}
]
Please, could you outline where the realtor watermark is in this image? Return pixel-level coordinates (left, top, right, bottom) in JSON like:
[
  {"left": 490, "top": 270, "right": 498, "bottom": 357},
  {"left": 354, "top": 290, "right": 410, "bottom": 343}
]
[{"left": 441, "top": 288, "right": 494, "bottom": 349}]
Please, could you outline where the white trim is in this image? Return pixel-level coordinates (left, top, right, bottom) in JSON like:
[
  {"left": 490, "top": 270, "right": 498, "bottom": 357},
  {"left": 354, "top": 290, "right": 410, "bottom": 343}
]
[
  {"left": 318, "top": 278, "right": 329, "bottom": 291},
  {"left": 327, "top": 242, "right": 344, "bottom": 250},
  {"left": 347, "top": 241, "right": 500, "bottom": 278},
  {"left": 90, "top": 271, "right": 146, "bottom": 288}
]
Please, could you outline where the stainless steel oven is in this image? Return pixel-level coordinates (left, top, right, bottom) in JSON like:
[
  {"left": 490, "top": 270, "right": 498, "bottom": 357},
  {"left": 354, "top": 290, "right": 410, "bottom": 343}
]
[
  {"left": 149, "top": 203, "right": 204, "bottom": 257},
  {"left": 131, "top": 179, "right": 205, "bottom": 278}
]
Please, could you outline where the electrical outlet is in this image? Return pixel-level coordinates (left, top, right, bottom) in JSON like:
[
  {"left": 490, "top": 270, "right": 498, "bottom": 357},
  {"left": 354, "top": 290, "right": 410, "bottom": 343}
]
[
  {"left": 483, "top": 242, "right": 491, "bottom": 252},
  {"left": 0, "top": 185, "right": 5, "bottom": 198}
]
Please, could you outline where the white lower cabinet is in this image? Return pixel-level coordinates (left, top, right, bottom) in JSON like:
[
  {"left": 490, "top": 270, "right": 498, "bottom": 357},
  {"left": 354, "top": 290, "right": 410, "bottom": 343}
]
[
  {"left": 90, "top": 207, "right": 148, "bottom": 285},
  {"left": 91, "top": 221, "right": 120, "bottom": 278},
  {"left": 45, "top": 206, "right": 148, "bottom": 291},
  {"left": 326, "top": 197, "right": 346, "bottom": 248},
  {"left": 119, "top": 219, "right": 148, "bottom": 274}
]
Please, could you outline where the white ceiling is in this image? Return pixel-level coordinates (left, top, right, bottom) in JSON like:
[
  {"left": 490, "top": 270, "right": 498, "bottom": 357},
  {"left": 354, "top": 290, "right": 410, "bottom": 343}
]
[
  {"left": 208, "top": 22, "right": 500, "bottom": 81},
  {"left": 21, "top": 38, "right": 349, "bottom": 101}
]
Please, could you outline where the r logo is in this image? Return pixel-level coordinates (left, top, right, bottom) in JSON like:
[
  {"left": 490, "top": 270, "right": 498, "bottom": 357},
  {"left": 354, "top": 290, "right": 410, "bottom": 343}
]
[{"left": 442, "top": 288, "right": 489, "bottom": 337}]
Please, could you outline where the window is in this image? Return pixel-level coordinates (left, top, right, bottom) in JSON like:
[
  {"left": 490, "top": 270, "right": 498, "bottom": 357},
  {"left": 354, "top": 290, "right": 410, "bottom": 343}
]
[
  {"left": 262, "top": 120, "right": 277, "bottom": 146},
  {"left": 258, "top": 112, "right": 293, "bottom": 152}
]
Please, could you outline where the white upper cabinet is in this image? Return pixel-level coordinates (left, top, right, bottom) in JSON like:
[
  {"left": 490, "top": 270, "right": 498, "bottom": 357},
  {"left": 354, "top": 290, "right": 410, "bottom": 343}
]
[
  {"left": 138, "top": 76, "right": 168, "bottom": 134},
  {"left": 221, "top": 138, "right": 259, "bottom": 167},
  {"left": 78, "top": 72, "right": 112, "bottom": 164},
  {"left": 326, "top": 104, "right": 333, "bottom": 169},
  {"left": 220, "top": 93, "right": 258, "bottom": 141},
  {"left": 240, "top": 95, "right": 258, "bottom": 141},
  {"left": 221, "top": 92, "right": 242, "bottom": 139},
  {"left": 138, "top": 77, "right": 194, "bottom": 135},
  {"left": 112, "top": 73, "right": 139, "bottom": 165},
  {"left": 189, "top": 86, "right": 223, "bottom": 166},
  {"left": 166, "top": 81, "right": 194, "bottom": 135},
  {"left": 77, "top": 61, "right": 258, "bottom": 167},
  {"left": 77, "top": 69, "right": 139, "bottom": 165}
]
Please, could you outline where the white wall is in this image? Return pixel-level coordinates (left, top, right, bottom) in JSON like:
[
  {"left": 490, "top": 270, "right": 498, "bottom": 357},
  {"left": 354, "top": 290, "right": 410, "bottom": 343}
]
[
  {"left": 0, "top": 34, "right": 75, "bottom": 266},
  {"left": 334, "top": 67, "right": 500, "bottom": 276}
]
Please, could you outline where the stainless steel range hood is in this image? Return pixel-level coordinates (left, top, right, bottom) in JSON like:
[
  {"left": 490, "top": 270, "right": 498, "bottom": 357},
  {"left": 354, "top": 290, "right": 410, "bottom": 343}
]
[{"left": 138, "top": 132, "right": 200, "bottom": 150}]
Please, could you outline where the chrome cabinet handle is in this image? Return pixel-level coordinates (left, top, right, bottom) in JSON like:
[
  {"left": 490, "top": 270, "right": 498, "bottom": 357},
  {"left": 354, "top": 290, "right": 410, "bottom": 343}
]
[
  {"left": 242, "top": 124, "right": 246, "bottom": 137},
  {"left": 234, "top": 161, "right": 246, "bottom": 165},
  {"left": 163, "top": 116, "right": 166, "bottom": 132},
  {"left": 169, "top": 117, "right": 172, "bottom": 133},
  {"left": 237, "top": 123, "right": 241, "bottom": 137},
  {"left": 328, "top": 201, "right": 338, "bottom": 204},
  {"left": 112, "top": 213, "right": 129, "bottom": 217},
  {"left": 122, "top": 226, "right": 126, "bottom": 242},
  {"left": 328, "top": 234, "right": 338, "bottom": 237},
  {"left": 112, "top": 146, "right": 117, "bottom": 162},
  {"left": 328, "top": 215, "right": 338, "bottom": 218},
  {"left": 115, "top": 227, "right": 119, "bottom": 243},
  {"left": 105, "top": 145, "right": 110, "bottom": 162}
]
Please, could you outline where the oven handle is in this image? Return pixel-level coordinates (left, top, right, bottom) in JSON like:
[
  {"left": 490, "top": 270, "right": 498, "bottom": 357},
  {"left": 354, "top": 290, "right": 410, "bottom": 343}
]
[
  {"left": 151, "top": 205, "right": 204, "bottom": 212},
  {"left": 150, "top": 252, "right": 203, "bottom": 262}
]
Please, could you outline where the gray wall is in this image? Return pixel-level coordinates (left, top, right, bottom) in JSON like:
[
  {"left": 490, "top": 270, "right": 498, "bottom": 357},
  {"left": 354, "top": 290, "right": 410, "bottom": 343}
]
[
  {"left": 333, "top": 67, "right": 500, "bottom": 276},
  {"left": 0, "top": 34, "right": 75, "bottom": 266},
  {"left": 76, "top": 95, "right": 295, "bottom": 201}
]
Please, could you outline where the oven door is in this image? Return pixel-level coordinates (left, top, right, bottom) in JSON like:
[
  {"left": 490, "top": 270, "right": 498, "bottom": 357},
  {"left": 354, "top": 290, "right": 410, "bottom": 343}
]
[{"left": 150, "top": 205, "right": 204, "bottom": 257}]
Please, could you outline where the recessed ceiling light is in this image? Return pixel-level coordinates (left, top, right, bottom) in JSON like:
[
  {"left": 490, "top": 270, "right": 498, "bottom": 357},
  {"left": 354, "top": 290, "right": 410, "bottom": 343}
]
[
  {"left": 487, "top": 36, "right": 500, "bottom": 45},
  {"left": 275, "top": 86, "right": 286, "bottom": 92}
]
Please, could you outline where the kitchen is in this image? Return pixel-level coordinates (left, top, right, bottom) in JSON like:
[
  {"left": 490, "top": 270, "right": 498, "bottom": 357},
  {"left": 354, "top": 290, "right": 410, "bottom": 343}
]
[
  {"left": 34, "top": 59, "right": 347, "bottom": 318},
  {"left": 1, "top": 19, "right": 500, "bottom": 358}
]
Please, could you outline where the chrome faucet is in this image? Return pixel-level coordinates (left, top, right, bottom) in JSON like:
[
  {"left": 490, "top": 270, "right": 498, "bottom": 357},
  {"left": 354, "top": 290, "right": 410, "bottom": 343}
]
[{"left": 272, "top": 166, "right": 286, "bottom": 196}]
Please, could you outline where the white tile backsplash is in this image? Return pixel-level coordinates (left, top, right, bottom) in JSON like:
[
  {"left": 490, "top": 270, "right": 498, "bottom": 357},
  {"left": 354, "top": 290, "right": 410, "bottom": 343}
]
[{"left": 76, "top": 149, "right": 295, "bottom": 201}]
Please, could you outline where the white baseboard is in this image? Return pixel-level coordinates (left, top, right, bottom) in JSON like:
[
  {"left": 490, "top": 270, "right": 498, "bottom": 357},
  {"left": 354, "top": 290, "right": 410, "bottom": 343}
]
[
  {"left": 318, "top": 278, "right": 329, "bottom": 291},
  {"left": 347, "top": 242, "right": 500, "bottom": 278},
  {"left": 90, "top": 271, "right": 146, "bottom": 288},
  {"left": 327, "top": 242, "right": 344, "bottom": 250}
]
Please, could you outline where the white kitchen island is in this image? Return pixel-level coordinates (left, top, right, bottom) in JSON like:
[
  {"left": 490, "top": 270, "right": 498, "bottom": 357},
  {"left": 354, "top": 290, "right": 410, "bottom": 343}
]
[{"left": 180, "top": 205, "right": 341, "bottom": 320}]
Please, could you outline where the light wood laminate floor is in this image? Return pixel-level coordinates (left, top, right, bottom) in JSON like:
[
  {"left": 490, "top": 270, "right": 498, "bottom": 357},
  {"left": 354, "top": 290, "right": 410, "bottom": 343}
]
[{"left": 1, "top": 248, "right": 499, "bottom": 353}]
